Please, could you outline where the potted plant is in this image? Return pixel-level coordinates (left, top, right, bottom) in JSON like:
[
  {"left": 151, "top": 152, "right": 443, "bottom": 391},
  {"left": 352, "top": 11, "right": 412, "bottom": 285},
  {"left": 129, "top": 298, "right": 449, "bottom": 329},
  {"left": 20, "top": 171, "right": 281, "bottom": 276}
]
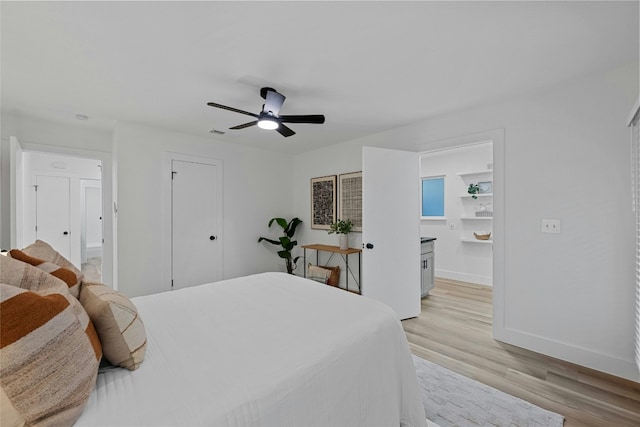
[
  {"left": 258, "top": 217, "right": 302, "bottom": 274},
  {"left": 468, "top": 183, "right": 480, "bottom": 199},
  {"left": 328, "top": 219, "right": 353, "bottom": 250}
]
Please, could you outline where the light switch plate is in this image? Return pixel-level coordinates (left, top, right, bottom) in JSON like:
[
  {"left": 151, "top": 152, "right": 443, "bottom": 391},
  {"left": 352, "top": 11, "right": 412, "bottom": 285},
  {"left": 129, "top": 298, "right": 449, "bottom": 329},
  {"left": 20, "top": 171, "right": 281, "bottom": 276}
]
[{"left": 541, "top": 219, "right": 561, "bottom": 234}]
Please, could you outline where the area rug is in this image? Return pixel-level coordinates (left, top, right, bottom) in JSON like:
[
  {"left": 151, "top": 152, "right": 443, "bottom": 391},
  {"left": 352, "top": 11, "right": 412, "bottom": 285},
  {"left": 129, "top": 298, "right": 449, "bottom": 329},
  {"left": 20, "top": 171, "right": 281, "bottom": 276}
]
[{"left": 413, "top": 355, "right": 564, "bottom": 427}]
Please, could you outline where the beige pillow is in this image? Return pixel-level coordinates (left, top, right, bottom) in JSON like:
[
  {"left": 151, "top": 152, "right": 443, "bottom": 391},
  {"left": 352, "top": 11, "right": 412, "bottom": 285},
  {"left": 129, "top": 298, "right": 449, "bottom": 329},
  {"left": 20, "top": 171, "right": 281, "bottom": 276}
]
[
  {"left": 0, "top": 283, "right": 99, "bottom": 427},
  {"left": 0, "top": 255, "right": 103, "bottom": 361},
  {"left": 8, "top": 248, "right": 80, "bottom": 297},
  {"left": 80, "top": 282, "right": 147, "bottom": 370},
  {"left": 18, "top": 240, "right": 83, "bottom": 298}
]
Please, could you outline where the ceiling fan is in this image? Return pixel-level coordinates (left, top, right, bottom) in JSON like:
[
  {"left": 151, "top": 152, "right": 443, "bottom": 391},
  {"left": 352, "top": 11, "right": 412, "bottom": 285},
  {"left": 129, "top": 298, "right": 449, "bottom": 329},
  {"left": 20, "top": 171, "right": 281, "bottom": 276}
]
[{"left": 207, "top": 87, "right": 325, "bottom": 137}]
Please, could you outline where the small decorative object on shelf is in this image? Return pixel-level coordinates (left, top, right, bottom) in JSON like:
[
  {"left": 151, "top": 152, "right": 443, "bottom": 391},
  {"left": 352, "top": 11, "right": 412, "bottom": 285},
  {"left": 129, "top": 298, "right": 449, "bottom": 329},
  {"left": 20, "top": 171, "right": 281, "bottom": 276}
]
[
  {"left": 475, "top": 203, "right": 493, "bottom": 217},
  {"left": 473, "top": 232, "right": 492, "bottom": 240},
  {"left": 478, "top": 181, "right": 493, "bottom": 194},
  {"left": 328, "top": 219, "right": 353, "bottom": 250},
  {"left": 468, "top": 183, "right": 480, "bottom": 199}
]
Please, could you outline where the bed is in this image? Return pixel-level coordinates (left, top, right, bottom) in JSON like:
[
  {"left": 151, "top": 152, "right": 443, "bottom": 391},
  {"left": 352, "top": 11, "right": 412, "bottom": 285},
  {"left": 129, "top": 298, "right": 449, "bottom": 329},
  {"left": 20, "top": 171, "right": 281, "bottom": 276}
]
[{"left": 74, "top": 272, "right": 427, "bottom": 426}]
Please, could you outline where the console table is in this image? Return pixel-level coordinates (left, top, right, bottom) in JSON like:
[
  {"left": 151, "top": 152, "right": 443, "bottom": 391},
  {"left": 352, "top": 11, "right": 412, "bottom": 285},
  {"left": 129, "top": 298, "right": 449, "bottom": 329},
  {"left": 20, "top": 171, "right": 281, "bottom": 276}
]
[{"left": 301, "top": 244, "right": 362, "bottom": 294}]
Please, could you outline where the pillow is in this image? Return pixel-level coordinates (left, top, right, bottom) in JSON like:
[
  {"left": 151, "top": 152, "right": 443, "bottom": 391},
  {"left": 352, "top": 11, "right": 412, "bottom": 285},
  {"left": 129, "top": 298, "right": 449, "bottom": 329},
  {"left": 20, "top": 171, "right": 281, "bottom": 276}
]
[
  {"left": 0, "top": 255, "right": 102, "bottom": 361},
  {"left": 8, "top": 248, "right": 80, "bottom": 297},
  {"left": 16, "top": 240, "right": 83, "bottom": 298},
  {"left": 308, "top": 263, "right": 331, "bottom": 284},
  {"left": 308, "top": 264, "right": 341, "bottom": 287},
  {"left": 80, "top": 282, "right": 147, "bottom": 370},
  {"left": 0, "top": 283, "right": 99, "bottom": 427}
]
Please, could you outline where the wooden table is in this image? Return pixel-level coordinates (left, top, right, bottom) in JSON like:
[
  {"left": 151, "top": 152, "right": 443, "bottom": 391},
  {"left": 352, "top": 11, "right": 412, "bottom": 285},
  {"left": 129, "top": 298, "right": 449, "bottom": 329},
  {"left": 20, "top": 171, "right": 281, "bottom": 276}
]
[{"left": 301, "top": 244, "right": 362, "bottom": 294}]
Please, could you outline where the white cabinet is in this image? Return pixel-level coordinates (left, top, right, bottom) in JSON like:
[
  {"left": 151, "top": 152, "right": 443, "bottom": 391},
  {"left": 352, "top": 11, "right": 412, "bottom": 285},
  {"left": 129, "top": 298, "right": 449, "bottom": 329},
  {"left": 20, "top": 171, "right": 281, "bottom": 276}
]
[{"left": 421, "top": 239, "right": 435, "bottom": 297}]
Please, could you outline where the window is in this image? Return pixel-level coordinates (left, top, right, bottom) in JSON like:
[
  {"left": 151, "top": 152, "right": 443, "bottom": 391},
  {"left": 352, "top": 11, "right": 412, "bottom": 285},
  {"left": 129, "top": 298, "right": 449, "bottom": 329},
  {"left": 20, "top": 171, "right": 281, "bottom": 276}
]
[{"left": 421, "top": 176, "right": 445, "bottom": 219}]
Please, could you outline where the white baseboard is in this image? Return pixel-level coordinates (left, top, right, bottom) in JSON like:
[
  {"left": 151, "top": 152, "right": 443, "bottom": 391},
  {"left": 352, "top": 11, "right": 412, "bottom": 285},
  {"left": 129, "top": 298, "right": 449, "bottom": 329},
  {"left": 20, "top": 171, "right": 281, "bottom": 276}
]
[
  {"left": 494, "top": 325, "right": 640, "bottom": 382},
  {"left": 86, "top": 245, "right": 102, "bottom": 259},
  {"left": 435, "top": 268, "right": 492, "bottom": 286}
]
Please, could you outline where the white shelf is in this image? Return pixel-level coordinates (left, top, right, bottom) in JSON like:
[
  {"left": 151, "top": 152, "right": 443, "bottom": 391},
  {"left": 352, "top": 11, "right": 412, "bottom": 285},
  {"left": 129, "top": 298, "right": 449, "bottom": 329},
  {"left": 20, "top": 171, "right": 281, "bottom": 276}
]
[
  {"left": 461, "top": 239, "right": 493, "bottom": 244},
  {"left": 460, "top": 216, "right": 493, "bottom": 220},
  {"left": 460, "top": 193, "right": 493, "bottom": 198},
  {"left": 456, "top": 170, "right": 493, "bottom": 177}
]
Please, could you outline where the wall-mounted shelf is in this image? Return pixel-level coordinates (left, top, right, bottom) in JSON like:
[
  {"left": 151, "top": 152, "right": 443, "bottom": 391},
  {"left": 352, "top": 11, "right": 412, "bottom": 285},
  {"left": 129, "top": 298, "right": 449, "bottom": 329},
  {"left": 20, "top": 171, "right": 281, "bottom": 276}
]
[
  {"left": 460, "top": 193, "right": 493, "bottom": 198},
  {"left": 456, "top": 170, "right": 493, "bottom": 178},
  {"left": 460, "top": 216, "right": 493, "bottom": 220},
  {"left": 461, "top": 239, "right": 493, "bottom": 244}
]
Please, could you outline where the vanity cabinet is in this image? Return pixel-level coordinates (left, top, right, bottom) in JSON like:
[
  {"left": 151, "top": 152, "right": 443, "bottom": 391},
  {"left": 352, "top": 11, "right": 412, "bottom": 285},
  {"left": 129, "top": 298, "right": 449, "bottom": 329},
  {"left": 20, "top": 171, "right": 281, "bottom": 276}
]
[{"left": 421, "top": 239, "right": 435, "bottom": 297}]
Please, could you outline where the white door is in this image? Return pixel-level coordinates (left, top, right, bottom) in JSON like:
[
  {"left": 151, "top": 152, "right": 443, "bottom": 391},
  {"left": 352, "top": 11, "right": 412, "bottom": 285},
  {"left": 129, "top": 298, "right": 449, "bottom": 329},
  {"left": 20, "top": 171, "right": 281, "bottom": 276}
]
[
  {"left": 81, "top": 179, "right": 102, "bottom": 263},
  {"left": 35, "top": 175, "right": 71, "bottom": 259},
  {"left": 171, "top": 159, "right": 221, "bottom": 290},
  {"left": 362, "top": 147, "right": 421, "bottom": 320}
]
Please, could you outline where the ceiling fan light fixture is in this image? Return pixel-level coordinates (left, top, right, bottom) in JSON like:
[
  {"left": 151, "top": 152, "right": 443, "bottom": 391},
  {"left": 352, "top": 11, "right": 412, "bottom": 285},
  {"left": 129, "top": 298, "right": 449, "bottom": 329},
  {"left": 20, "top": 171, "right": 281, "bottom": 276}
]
[{"left": 257, "top": 119, "right": 279, "bottom": 130}]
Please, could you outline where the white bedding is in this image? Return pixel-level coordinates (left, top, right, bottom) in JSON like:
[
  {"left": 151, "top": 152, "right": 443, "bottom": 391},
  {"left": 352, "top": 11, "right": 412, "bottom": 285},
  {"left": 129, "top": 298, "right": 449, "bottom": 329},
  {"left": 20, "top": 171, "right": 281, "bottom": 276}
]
[{"left": 76, "top": 272, "right": 427, "bottom": 427}]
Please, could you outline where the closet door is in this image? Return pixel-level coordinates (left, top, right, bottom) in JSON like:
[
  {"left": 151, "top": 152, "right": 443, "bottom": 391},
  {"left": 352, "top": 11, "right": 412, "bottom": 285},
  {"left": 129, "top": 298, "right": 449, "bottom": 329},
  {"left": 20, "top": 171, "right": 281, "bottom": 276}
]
[
  {"left": 171, "top": 159, "right": 222, "bottom": 290},
  {"left": 35, "top": 175, "right": 71, "bottom": 259}
]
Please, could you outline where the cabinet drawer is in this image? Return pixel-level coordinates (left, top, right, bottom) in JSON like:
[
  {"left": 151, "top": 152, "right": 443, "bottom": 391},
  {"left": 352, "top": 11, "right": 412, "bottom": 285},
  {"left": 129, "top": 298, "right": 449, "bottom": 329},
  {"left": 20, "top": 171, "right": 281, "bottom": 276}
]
[{"left": 421, "top": 241, "right": 434, "bottom": 253}]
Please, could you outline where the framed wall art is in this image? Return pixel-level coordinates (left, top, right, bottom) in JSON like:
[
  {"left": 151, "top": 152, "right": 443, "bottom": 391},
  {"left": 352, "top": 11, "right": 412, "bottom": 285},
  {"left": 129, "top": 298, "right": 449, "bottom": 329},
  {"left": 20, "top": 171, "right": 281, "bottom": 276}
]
[
  {"left": 311, "top": 175, "right": 337, "bottom": 230},
  {"left": 338, "top": 171, "right": 362, "bottom": 232}
]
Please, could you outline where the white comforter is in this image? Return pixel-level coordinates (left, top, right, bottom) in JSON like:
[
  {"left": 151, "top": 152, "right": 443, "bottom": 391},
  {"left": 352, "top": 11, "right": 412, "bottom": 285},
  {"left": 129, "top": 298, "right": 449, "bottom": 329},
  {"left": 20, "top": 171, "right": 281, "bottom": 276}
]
[{"left": 76, "top": 272, "right": 427, "bottom": 427}]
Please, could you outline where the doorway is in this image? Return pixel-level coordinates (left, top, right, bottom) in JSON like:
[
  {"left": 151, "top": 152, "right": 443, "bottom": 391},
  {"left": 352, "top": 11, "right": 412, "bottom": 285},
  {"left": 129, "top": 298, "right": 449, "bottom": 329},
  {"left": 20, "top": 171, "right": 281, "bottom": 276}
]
[
  {"left": 10, "top": 138, "right": 114, "bottom": 287},
  {"left": 420, "top": 141, "right": 494, "bottom": 286}
]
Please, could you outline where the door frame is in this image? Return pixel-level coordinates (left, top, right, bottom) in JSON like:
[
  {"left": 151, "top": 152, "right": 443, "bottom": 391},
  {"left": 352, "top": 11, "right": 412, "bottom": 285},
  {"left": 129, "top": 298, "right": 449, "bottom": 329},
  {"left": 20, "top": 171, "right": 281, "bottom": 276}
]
[
  {"left": 417, "top": 129, "right": 505, "bottom": 340},
  {"left": 162, "top": 152, "right": 223, "bottom": 292},
  {"left": 15, "top": 142, "right": 115, "bottom": 288}
]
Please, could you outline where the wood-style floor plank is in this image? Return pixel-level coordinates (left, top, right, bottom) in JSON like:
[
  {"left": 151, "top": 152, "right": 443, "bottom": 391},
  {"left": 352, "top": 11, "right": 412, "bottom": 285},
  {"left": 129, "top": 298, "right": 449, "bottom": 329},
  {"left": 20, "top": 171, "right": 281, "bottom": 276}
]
[{"left": 402, "top": 278, "right": 640, "bottom": 427}]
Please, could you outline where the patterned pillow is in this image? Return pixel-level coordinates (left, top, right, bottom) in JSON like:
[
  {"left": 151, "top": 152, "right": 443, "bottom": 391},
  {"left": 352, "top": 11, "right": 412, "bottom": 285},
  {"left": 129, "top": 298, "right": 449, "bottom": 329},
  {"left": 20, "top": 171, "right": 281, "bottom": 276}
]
[
  {"left": 80, "top": 282, "right": 147, "bottom": 371},
  {"left": 0, "top": 256, "right": 102, "bottom": 360},
  {"left": 17, "top": 240, "right": 83, "bottom": 298},
  {"left": 0, "top": 283, "right": 99, "bottom": 426},
  {"left": 8, "top": 249, "right": 80, "bottom": 297}
]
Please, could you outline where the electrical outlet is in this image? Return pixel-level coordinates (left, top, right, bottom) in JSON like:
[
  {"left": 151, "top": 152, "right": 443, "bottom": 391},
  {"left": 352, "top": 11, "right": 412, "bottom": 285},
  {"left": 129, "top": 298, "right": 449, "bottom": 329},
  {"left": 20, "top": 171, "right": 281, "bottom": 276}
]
[
  {"left": 449, "top": 223, "right": 455, "bottom": 230},
  {"left": 541, "top": 219, "right": 561, "bottom": 234}
]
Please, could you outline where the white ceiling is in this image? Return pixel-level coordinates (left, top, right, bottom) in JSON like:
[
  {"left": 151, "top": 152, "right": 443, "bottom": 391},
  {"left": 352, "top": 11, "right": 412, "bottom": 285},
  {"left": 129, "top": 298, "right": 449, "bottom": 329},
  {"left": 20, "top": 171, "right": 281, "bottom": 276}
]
[{"left": 1, "top": 1, "right": 638, "bottom": 154}]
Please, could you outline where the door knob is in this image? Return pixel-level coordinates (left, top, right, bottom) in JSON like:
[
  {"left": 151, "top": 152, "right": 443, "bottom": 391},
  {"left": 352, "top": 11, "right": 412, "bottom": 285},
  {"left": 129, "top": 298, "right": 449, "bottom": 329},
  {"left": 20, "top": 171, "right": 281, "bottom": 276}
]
[
  {"left": 63, "top": 231, "right": 69, "bottom": 235},
  {"left": 365, "top": 243, "right": 374, "bottom": 249},
  {"left": 209, "top": 235, "right": 216, "bottom": 240}
]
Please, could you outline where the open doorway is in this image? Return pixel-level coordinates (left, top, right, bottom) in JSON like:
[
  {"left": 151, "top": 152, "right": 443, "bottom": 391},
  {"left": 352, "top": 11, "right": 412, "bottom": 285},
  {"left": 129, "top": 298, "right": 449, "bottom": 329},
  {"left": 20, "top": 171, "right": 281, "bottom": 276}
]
[
  {"left": 420, "top": 141, "right": 493, "bottom": 286},
  {"left": 22, "top": 151, "right": 103, "bottom": 281},
  {"left": 9, "top": 137, "right": 115, "bottom": 287}
]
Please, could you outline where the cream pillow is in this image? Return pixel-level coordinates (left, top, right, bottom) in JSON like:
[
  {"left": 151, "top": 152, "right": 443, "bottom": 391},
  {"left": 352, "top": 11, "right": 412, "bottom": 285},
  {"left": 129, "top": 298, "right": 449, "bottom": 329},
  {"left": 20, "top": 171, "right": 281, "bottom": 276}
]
[
  {"left": 80, "top": 282, "right": 147, "bottom": 370},
  {"left": 0, "top": 284, "right": 99, "bottom": 427}
]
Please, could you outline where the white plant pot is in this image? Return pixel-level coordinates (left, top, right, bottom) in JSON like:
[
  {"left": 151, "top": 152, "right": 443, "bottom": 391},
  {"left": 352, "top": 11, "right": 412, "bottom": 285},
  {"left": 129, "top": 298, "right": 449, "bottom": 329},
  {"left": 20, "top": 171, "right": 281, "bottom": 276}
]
[{"left": 339, "top": 234, "right": 349, "bottom": 250}]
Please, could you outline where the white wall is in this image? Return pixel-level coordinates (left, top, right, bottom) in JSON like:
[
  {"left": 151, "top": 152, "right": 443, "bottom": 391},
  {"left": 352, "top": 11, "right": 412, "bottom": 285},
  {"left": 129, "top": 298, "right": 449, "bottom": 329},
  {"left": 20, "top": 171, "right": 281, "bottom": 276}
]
[
  {"left": 421, "top": 143, "right": 493, "bottom": 285},
  {"left": 113, "top": 122, "right": 294, "bottom": 297},
  {"left": 293, "top": 61, "right": 639, "bottom": 381}
]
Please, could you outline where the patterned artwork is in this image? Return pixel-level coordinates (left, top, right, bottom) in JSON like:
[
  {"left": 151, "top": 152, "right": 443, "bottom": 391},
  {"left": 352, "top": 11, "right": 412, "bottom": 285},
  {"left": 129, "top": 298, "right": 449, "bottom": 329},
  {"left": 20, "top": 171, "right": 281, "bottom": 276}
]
[
  {"left": 311, "top": 175, "right": 337, "bottom": 229},
  {"left": 339, "top": 171, "right": 362, "bottom": 232}
]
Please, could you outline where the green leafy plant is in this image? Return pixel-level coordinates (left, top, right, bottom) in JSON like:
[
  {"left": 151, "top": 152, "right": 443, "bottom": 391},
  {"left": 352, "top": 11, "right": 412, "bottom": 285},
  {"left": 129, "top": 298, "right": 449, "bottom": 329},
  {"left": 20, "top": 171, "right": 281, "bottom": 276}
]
[
  {"left": 328, "top": 219, "right": 353, "bottom": 235},
  {"left": 468, "top": 183, "right": 479, "bottom": 199},
  {"left": 258, "top": 217, "right": 302, "bottom": 274}
]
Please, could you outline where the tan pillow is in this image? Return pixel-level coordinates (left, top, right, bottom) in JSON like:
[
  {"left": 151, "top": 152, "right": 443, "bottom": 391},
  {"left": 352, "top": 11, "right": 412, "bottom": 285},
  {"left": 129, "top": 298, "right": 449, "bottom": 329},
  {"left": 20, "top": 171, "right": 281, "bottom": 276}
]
[
  {"left": 308, "top": 263, "right": 331, "bottom": 284},
  {"left": 0, "top": 283, "right": 99, "bottom": 427},
  {"left": 80, "top": 282, "right": 147, "bottom": 370},
  {"left": 0, "top": 256, "right": 102, "bottom": 361},
  {"left": 18, "top": 240, "right": 83, "bottom": 298}
]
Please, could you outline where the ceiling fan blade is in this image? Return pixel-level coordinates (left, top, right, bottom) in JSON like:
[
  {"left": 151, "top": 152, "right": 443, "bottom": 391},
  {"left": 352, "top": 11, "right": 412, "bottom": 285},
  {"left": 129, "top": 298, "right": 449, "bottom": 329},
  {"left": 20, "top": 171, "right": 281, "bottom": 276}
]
[
  {"left": 207, "top": 102, "right": 258, "bottom": 118},
  {"left": 276, "top": 123, "right": 296, "bottom": 137},
  {"left": 263, "top": 89, "right": 285, "bottom": 116},
  {"left": 279, "top": 114, "right": 325, "bottom": 124},
  {"left": 229, "top": 121, "right": 258, "bottom": 130}
]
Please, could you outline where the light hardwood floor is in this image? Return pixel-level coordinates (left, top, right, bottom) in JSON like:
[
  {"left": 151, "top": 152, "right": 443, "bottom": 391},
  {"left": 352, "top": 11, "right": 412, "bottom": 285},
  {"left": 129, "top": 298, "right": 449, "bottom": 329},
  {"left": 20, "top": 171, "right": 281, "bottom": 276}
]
[{"left": 402, "top": 278, "right": 640, "bottom": 427}]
